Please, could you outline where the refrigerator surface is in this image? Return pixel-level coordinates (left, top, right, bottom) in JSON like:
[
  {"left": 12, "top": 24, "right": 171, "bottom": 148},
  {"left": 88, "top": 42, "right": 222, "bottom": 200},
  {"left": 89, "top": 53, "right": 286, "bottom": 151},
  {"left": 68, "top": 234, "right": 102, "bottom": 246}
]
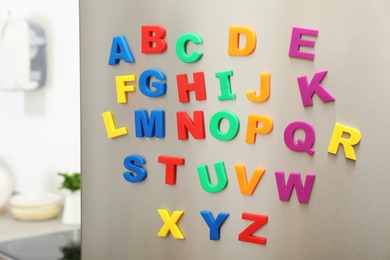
[{"left": 80, "top": 1, "right": 390, "bottom": 259}]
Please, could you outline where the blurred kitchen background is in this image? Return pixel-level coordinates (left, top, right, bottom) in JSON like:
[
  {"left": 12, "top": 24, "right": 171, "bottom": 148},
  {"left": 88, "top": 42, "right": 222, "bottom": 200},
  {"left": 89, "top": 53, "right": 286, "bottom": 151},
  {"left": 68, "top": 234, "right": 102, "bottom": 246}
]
[
  {"left": 0, "top": 0, "right": 80, "bottom": 194},
  {"left": 0, "top": 0, "right": 81, "bottom": 257}
]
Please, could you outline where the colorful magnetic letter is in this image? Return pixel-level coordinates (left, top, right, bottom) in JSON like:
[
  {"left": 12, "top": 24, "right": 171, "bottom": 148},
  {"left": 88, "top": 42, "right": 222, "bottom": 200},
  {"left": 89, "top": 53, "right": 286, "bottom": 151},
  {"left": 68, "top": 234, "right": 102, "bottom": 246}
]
[
  {"left": 289, "top": 27, "right": 319, "bottom": 60},
  {"left": 176, "top": 111, "right": 206, "bottom": 140},
  {"left": 284, "top": 121, "right": 316, "bottom": 155},
  {"left": 235, "top": 164, "right": 265, "bottom": 196},
  {"left": 134, "top": 110, "right": 165, "bottom": 138},
  {"left": 245, "top": 114, "right": 273, "bottom": 144},
  {"left": 123, "top": 155, "right": 147, "bottom": 183},
  {"left": 328, "top": 123, "right": 361, "bottom": 161},
  {"left": 209, "top": 111, "right": 240, "bottom": 141},
  {"left": 200, "top": 211, "right": 229, "bottom": 240},
  {"left": 108, "top": 36, "right": 135, "bottom": 65},
  {"left": 102, "top": 111, "right": 128, "bottom": 138},
  {"left": 141, "top": 25, "right": 167, "bottom": 54},
  {"left": 246, "top": 73, "right": 270, "bottom": 103},
  {"left": 176, "top": 33, "right": 203, "bottom": 63},
  {"left": 228, "top": 26, "right": 256, "bottom": 56},
  {"left": 157, "top": 209, "right": 185, "bottom": 239},
  {"left": 116, "top": 75, "right": 136, "bottom": 104},
  {"left": 215, "top": 70, "right": 236, "bottom": 101},
  {"left": 158, "top": 156, "right": 185, "bottom": 185},
  {"left": 275, "top": 171, "right": 316, "bottom": 203},
  {"left": 297, "top": 70, "right": 335, "bottom": 107},
  {"left": 238, "top": 213, "right": 268, "bottom": 245},
  {"left": 138, "top": 69, "right": 167, "bottom": 97},
  {"left": 197, "top": 161, "right": 228, "bottom": 193},
  {"left": 176, "top": 72, "right": 207, "bottom": 102}
]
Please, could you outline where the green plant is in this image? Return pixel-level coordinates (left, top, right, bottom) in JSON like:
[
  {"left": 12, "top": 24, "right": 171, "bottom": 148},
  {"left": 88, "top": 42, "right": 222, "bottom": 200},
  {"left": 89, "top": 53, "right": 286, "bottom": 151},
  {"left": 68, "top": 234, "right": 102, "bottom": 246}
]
[
  {"left": 60, "top": 242, "right": 81, "bottom": 260},
  {"left": 58, "top": 172, "right": 81, "bottom": 193}
]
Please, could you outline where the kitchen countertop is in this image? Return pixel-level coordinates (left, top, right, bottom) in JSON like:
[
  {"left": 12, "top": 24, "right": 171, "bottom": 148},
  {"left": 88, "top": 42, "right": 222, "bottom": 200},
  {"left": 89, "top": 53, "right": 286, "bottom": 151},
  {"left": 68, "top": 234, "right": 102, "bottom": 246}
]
[{"left": 0, "top": 208, "right": 80, "bottom": 243}]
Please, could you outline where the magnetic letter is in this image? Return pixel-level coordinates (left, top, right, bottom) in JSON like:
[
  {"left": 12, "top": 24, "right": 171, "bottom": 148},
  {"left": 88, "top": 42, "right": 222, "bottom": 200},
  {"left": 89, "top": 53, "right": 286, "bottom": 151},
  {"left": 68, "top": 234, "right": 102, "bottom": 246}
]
[
  {"left": 228, "top": 26, "right": 256, "bottom": 56},
  {"left": 116, "top": 75, "right": 136, "bottom": 104},
  {"left": 176, "top": 72, "right": 206, "bottom": 102},
  {"left": 176, "top": 111, "right": 205, "bottom": 140},
  {"left": 235, "top": 164, "right": 265, "bottom": 196},
  {"left": 328, "top": 123, "right": 361, "bottom": 161},
  {"left": 134, "top": 110, "right": 165, "bottom": 138},
  {"left": 197, "top": 161, "right": 228, "bottom": 193},
  {"left": 141, "top": 25, "right": 167, "bottom": 54},
  {"left": 216, "top": 70, "right": 236, "bottom": 101},
  {"left": 209, "top": 111, "right": 240, "bottom": 141},
  {"left": 139, "top": 69, "right": 167, "bottom": 97},
  {"left": 123, "top": 155, "right": 147, "bottom": 183},
  {"left": 284, "top": 121, "right": 316, "bottom": 155},
  {"left": 176, "top": 33, "right": 203, "bottom": 63},
  {"left": 289, "top": 27, "right": 318, "bottom": 60},
  {"left": 102, "top": 111, "right": 128, "bottom": 138},
  {"left": 158, "top": 156, "right": 185, "bottom": 185},
  {"left": 245, "top": 114, "right": 273, "bottom": 144},
  {"left": 157, "top": 209, "right": 185, "bottom": 239},
  {"left": 275, "top": 171, "right": 316, "bottom": 203},
  {"left": 297, "top": 70, "right": 335, "bottom": 107},
  {"left": 200, "top": 211, "right": 229, "bottom": 240},
  {"left": 246, "top": 73, "right": 270, "bottom": 103},
  {"left": 108, "top": 36, "right": 135, "bottom": 65},
  {"left": 238, "top": 213, "right": 268, "bottom": 245}
]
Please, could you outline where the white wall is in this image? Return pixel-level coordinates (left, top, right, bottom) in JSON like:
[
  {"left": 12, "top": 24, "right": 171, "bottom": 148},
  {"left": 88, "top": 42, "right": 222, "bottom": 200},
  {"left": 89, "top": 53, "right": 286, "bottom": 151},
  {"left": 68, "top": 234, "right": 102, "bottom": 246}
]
[{"left": 0, "top": 0, "right": 80, "bottom": 193}]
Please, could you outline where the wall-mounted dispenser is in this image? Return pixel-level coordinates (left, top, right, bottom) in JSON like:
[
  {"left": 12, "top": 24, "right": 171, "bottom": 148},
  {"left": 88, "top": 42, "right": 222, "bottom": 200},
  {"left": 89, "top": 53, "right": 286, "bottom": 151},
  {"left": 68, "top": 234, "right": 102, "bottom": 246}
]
[{"left": 0, "top": 18, "right": 46, "bottom": 91}]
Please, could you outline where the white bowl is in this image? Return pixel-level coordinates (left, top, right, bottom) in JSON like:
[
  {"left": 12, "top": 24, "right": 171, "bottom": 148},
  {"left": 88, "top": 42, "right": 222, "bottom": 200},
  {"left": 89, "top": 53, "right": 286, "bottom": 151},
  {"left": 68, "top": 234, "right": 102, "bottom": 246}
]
[
  {"left": 11, "top": 204, "right": 61, "bottom": 214},
  {"left": 11, "top": 205, "right": 61, "bottom": 220},
  {"left": 10, "top": 192, "right": 62, "bottom": 209}
]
